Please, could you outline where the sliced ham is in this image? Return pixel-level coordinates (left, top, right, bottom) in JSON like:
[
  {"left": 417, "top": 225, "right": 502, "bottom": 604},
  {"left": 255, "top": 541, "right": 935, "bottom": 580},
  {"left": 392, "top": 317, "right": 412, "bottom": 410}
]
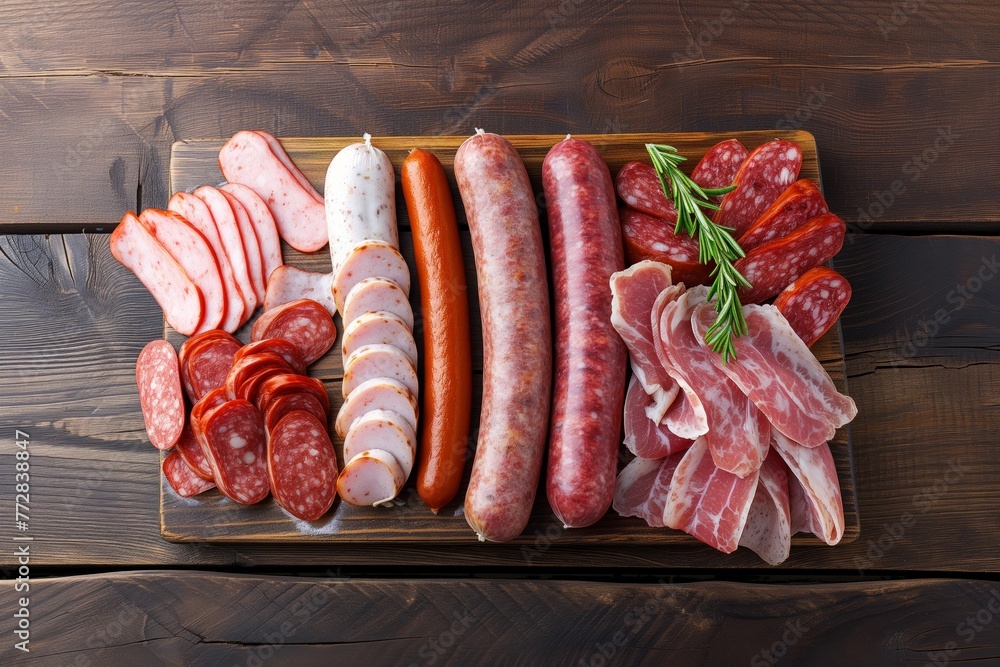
[
  {"left": 221, "top": 182, "right": 284, "bottom": 284},
  {"left": 220, "top": 189, "right": 266, "bottom": 303},
  {"left": 263, "top": 265, "right": 336, "bottom": 317},
  {"left": 738, "top": 449, "right": 792, "bottom": 565},
  {"left": 195, "top": 185, "right": 257, "bottom": 322}
]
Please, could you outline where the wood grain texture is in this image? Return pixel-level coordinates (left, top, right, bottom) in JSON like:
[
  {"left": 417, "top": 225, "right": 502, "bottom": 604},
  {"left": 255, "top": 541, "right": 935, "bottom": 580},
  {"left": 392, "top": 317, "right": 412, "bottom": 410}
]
[
  {"left": 160, "top": 132, "right": 857, "bottom": 547},
  {"left": 0, "top": 1, "right": 998, "bottom": 231},
  {"left": 3, "top": 572, "right": 1000, "bottom": 665}
]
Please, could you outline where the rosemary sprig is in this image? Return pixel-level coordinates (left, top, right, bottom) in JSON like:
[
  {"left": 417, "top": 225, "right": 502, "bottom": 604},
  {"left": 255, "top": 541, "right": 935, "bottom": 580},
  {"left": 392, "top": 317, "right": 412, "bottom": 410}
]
[{"left": 646, "top": 143, "right": 751, "bottom": 362}]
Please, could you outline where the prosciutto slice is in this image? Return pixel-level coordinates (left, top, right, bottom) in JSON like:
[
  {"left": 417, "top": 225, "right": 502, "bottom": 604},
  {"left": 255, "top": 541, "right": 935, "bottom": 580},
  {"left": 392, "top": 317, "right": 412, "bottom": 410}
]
[
  {"left": 663, "top": 438, "right": 760, "bottom": 553},
  {"left": 658, "top": 288, "right": 770, "bottom": 477},
  {"left": 623, "top": 376, "right": 694, "bottom": 459},
  {"left": 738, "top": 450, "right": 792, "bottom": 565},
  {"left": 612, "top": 453, "right": 684, "bottom": 528},
  {"left": 771, "top": 432, "right": 844, "bottom": 545},
  {"left": 691, "top": 303, "right": 857, "bottom": 447},
  {"left": 610, "top": 261, "right": 680, "bottom": 422}
]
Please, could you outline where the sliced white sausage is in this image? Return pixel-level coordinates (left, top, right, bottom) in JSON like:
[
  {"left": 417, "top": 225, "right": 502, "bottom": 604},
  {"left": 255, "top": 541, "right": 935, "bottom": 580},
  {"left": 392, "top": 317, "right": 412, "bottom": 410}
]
[
  {"left": 342, "top": 343, "right": 419, "bottom": 399},
  {"left": 221, "top": 182, "right": 284, "bottom": 284},
  {"left": 335, "top": 377, "right": 417, "bottom": 437},
  {"left": 110, "top": 212, "right": 204, "bottom": 335},
  {"left": 263, "top": 265, "right": 336, "bottom": 317},
  {"left": 343, "top": 409, "right": 416, "bottom": 478},
  {"left": 337, "top": 448, "right": 406, "bottom": 506},
  {"left": 138, "top": 209, "right": 225, "bottom": 333},
  {"left": 168, "top": 192, "right": 245, "bottom": 332},
  {"left": 218, "top": 130, "right": 327, "bottom": 253},
  {"left": 342, "top": 277, "right": 414, "bottom": 331},
  {"left": 342, "top": 311, "right": 417, "bottom": 365},
  {"left": 324, "top": 133, "right": 399, "bottom": 279},
  {"left": 194, "top": 185, "right": 257, "bottom": 321},
  {"left": 331, "top": 240, "right": 411, "bottom": 315},
  {"left": 221, "top": 189, "right": 266, "bottom": 303}
]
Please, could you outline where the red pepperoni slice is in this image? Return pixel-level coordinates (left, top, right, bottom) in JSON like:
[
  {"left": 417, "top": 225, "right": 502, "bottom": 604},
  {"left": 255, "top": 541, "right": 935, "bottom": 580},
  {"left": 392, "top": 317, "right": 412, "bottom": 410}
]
[
  {"left": 257, "top": 374, "right": 330, "bottom": 416},
  {"left": 201, "top": 399, "right": 269, "bottom": 505},
  {"left": 774, "top": 267, "right": 852, "bottom": 346},
  {"left": 163, "top": 450, "right": 216, "bottom": 497},
  {"left": 619, "top": 207, "right": 711, "bottom": 286},
  {"left": 178, "top": 330, "right": 239, "bottom": 373},
  {"left": 735, "top": 213, "right": 846, "bottom": 305},
  {"left": 265, "top": 392, "right": 328, "bottom": 432},
  {"left": 250, "top": 299, "right": 337, "bottom": 365},
  {"left": 136, "top": 340, "right": 185, "bottom": 450},
  {"left": 174, "top": 421, "right": 214, "bottom": 481},
  {"left": 615, "top": 162, "right": 677, "bottom": 222},
  {"left": 224, "top": 352, "right": 294, "bottom": 401},
  {"left": 738, "top": 179, "right": 829, "bottom": 252},
  {"left": 189, "top": 387, "right": 229, "bottom": 459},
  {"left": 183, "top": 335, "right": 242, "bottom": 402},
  {"left": 690, "top": 138, "right": 750, "bottom": 191},
  {"left": 232, "top": 338, "right": 307, "bottom": 376},
  {"left": 267, "top": 410, "right": 339, "bottom": 521},
  {"left": 714, "top": 141, "right": 802, "bottom": 238}
]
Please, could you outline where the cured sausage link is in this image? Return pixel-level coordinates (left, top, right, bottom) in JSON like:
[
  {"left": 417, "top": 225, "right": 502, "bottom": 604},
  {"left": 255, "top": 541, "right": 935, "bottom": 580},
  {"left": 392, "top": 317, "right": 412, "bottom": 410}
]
[
  {"left": 543, "top": 137, "right": 627, "bottom": 529},
  {"left": 456, "top": 130, "right": 552, "bottom": 543}
]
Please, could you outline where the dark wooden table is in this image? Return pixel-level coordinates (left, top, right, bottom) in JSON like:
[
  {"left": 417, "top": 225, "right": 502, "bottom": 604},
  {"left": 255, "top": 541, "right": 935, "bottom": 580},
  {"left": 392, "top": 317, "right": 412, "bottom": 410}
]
[{"left": 2, "top": 1, "right": 1000, "bottom": 664}]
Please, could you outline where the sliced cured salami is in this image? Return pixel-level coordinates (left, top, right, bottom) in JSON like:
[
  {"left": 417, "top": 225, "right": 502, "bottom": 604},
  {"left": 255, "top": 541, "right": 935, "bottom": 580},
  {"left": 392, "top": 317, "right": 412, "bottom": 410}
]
[
  {"left": 263, "top": 265, "right": 336, "bottom": 317},
  {"left": 689, "top": 138, "right": 750, "bottom": 191},
  {"left": 250, "top": 298, "right": 337, "bottom": 365},
  {"left": 174, "top": 421, "right": 214, "bottom": 481},
  {"left": 342, "top": 278, "right": 414, "bottom": 331},
  {"left": 331, "top": 240, "right": 411, "bottom": 315},
  {"left": 201, "top": 399, "right": 270, "bottom": 505},
  {"left": 163, "top": 451, "right": 216, "bottom": 497},
  {"left": 265, "top": 392, "right": 328, "bottom": 432},
  {"left": 267, "top": 410, "right": 338, "bottom": 521},
  {"left": 735, "top": 213, "right": 846, "bottom": 305},
  {"left": 135, "top": 340, "right": 185, "bottom": 450},
  {"left": 335, "top": 377, "right": 417, "bottom": 437},
  {"left": 738, "top": 179, "right": 829, "bottom": 251},
  {"left": 342, "top": 311, "right": 418, "bottom": 366},
  {"left": 257, "top": 373, "right": 330, "bottom": 417},
  {"left": 342, "top": 343, "right": 419, "bottom": 398},
  {"left": 189, "top": 387, "right": 229, "bottom": 459},
  {"left": 620, "top": 206, "right": 711, "bottom": 286},
  {"left": 233, "top": 338, "right": 307, "bottom": 376},
  {"left": 714, "top": 140, "right": 802, "bottom": 238},
  {"left": 111, "top": 212, "right": 204, "bottom": 336},
  {"left": 614, "top": 161, "right": 677, "bottom": 222},
  {"left": 225, "top": 352, "right": 294, "bottom": 402},
  {"left": 183, "top": 334, "right": 242, "bottom": 402},
  {"left": 773, "top": 267, "right": 852, "bottom": 346},
  {"left": 343, "top": 409, "right": 417, "bottom": 478},
  {"left": 612, "top": 453, "right": 685, "bottom": 528}
]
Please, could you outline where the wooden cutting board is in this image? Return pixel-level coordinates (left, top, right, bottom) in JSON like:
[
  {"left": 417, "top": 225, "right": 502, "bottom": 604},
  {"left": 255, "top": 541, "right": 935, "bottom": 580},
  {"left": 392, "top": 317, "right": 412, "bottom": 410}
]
[{"left": 162, "top": 131, "right": 859, "bottom": 548}]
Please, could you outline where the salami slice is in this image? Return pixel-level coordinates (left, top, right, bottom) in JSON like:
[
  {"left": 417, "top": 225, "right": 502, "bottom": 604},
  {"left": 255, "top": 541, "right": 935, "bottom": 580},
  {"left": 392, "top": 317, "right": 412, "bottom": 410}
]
[
  {"left": 265, "top": 392, "right": 328, "bottom": 432},
  {"left": 689, "top": 138, "right": 750, "bottom": 191},
  {"left": 714, "top": 141, "right": 802, "bottom": 238},
  {"left": 135, "top": 340, "right": 185, "bottom": 450},
  {"left": 201, "top": 399, "right": 269, "bottom": 504},
  {"left": 163, "top": 450, "right": 216, "bottom": 497},
  {"left": 342, "top": 278, "right": 414, "bottom": 331},
  {"left": 736, "top": 213, "right": 846, "bottom": 305},
  {"left": 189, "top": 387, "right": 229, "bottom": 459},
  {"left": 614, "top": 162, "right": 677, "bottom": 222},
  {"left": 174, "top": 421, "right": 214, "bottom": 481},
  {"left": 620, "top": 207, "right": 711, "bottom": 286},
  {"left": 257, "top": 373, "right": 330, "bottom": 417},
  {"left": 263, "top": 265, "right": 336, "bottom": 317},
  {"left": 184, "top": 335, "right": 242, "bottom": 402},
  {"left": 233, "top": 338, "right": 308, "bottom": 376},
  {"left": 250, "top": 298, "right": 337, "bottom": 365},
  {"left": 738, "top": 179, "right": 829, "bottom": 252},
  {"left": 267, "top": 410, "right": 338, "bottom": 521},
  {"left": 225, "top": 352, "right": 294, "bottom": 402},
  {"left": 774, "top": 267, "right": 852, "bottom": 346}
]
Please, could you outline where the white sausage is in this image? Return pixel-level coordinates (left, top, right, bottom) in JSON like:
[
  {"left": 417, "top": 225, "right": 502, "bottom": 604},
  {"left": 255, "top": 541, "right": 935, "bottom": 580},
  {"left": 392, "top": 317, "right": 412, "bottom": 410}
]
[
  {"left": 331, "top": 240, "right": 411, "bottom": 316},
  {"left": 342, "top": 277, "right": 414, "bottom": 331},
  {"left": 342, "top": 344, "right": 419, "bottom": 399},
  {"left": 342, "top": 311, "right": 417, "bottom": 365},
  {"left": 337, "top": 449, "right": 406, "bottom": 506},
  {"left": 343, "top": 409, "right": 416, "bottom": 478},
  {"left": 335, "top": 377, "right": 417, "bottom": 437}
]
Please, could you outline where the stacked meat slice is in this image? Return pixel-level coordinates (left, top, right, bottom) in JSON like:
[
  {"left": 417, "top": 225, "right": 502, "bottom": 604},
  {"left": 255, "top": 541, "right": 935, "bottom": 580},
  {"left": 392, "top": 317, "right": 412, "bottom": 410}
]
[
  {"left": 611, "top": 261, "right": 857, "bottom": 564},
  {"left": 326, "top": 135, "right": 419, "bottom": 506}
]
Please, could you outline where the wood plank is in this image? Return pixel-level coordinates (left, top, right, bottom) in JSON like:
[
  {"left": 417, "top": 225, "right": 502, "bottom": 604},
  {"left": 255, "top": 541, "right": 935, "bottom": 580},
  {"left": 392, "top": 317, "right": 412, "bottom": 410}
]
[
  {"left": 2, "top": 572, "right": 1000, "bottom": 665},
  {"left": 160, "top": 132, "right": 856, "bottom": 547},
  {"left": 0, "top": 236, "right": 998, "bottom": 568}
]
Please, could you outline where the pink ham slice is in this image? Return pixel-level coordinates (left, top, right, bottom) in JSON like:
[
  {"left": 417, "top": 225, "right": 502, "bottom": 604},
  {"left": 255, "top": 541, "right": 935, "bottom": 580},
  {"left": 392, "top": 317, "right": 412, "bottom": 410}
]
[
  {"left": 690, "top": 303, "right": 858, "bottom": 448},
  {"left": 771, "top": 432, "right": 844, "bottom": 546},
  {"left": 110, "top": 212, "right": 204, "bottom": 336},
  {"left": 195, "top": 185, "right": 257, "bottom": 322},
  {"left": 738, "top": 449, "right": 792, "bottom": 565},
  {"left": 342, "top": 277, "right": 413, "bottom": 332},
  {"left": 221, "top": 182, "right": 284, "bottom": 285},
  {"left": 658, "top": 287, "right": 770, "bottom": 477},
  {"left": 331, "top": 240, "right": 411, "bottom": 315},
  {"left": 610, "top": 261, "right": 680, "bottom": 422},
  {"left": 612, "top": 453, "right": 684, "bottom": 527},
  {"left": 263, "top": 265, "right": 336, "bottom": 317},
  {"left": 650, "top": 284, "right": 704, "bottom": 438},
  {"left": 663, "top": 438, "right": 760, "bottom": 553},
  {"left": 138, "top": 209, "right": 226, "bottom": 333},
  {"left": 623, "top": 375, "right": 693, "bottom": 459},
  {"left": 221, "top": 189, "right": 266, "bottom": 304},
  {"left": 218, "top": 130, "right": 327, "bottom": 253},
  {"left": 168, "top": 192, "right": 246, "bottom": 332}
]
